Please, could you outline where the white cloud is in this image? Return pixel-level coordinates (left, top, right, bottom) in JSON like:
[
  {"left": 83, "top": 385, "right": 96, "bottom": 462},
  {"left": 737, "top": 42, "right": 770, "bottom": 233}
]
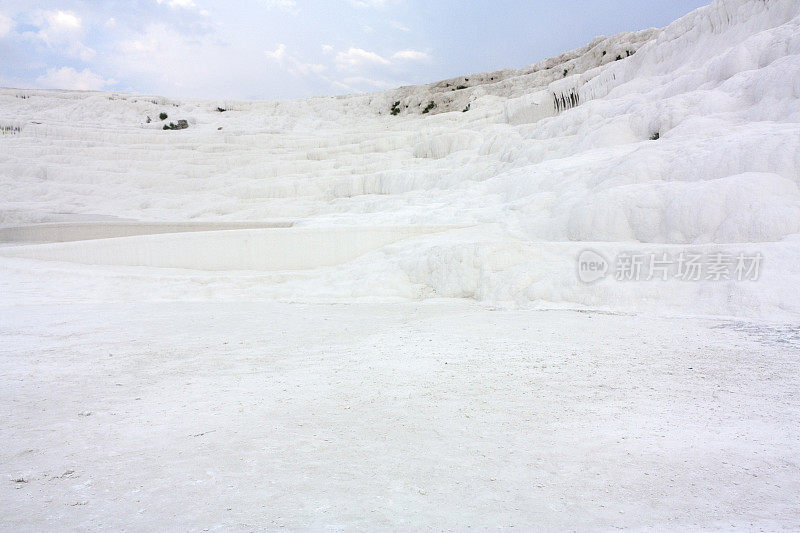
[
  {"left": 348, "top": 0, "right": 394, "bottom": 7},
  {"left": 289, "top": 61, "right": 326, "bottom": 76},
  {"left": 0, "top": 13, "right": 13, "bottom": 38},
  {"left": 112, "top": 23, "right": 240, "bottom": 93},
  {"left": 390, "top": 20, "right": 410, "bottom": 32},
  {"left": 392, "top": 49, "right": 430, "bottom": 62},
  {"left": 264, "top": 43, "right": 287, "bottom": 62},
  {"left": 342, "top": 76, "right": 392, "bottom": 88},
  {"left": 262, "top": 0, "right": 298, "bottom": 12},
  {"left": 120, "top": 33, "right": 158, "bottom": 54},
  {"left": 335, "top": 47, "right": 390, "bottom": 68},
  {"left": 33, "top": 10, "right": 95, "bottom": 61},
  {"left": 37, "top": 10, "right": 82, "bottom": 42},
  {"left": 154, "top": 0, "right": 211, "bottom": 17},
  {"left": 70, "top": 42, "right": 97, "bottom": 61},
  {"left": 156, "top": 0, "right": 197, "bottom": 9},
  {"left": 37, "top": 67, "right": 115, "bottom": 91},
  {"left": 0, "top": 1, "right": 429, "bottom": 99},
  {"left": 266, "top": 44, "right": 326, "bottom": 77},
  {"left": 330, "top": 80, "right": 352, "bottom": 91},
  {"left": 330, "top": 75, "right": 395, "bottom": 93},
  {"left": 48, "top": 11, "right": 81, "bottom": 30}
]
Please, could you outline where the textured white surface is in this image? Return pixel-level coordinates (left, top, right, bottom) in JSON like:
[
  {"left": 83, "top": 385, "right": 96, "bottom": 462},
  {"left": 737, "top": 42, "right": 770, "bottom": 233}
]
[{"left": 1, "top": 301, "right": 798, "bottom": 530}]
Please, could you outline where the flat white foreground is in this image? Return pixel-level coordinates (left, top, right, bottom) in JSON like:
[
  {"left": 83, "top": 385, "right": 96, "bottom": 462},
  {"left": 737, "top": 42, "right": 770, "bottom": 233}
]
[{"left": 2, "top": 301, "right": 797, "bottom": 530}]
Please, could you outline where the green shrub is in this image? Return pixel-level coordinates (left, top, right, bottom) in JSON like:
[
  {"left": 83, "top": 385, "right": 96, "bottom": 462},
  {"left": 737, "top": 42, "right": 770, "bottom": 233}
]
[
  {"left": 162, "top": 120, "right": 189, "bottom": 131},
  {"left": 159, "top": 112, "right": 168, "bottom": 121},
  {"left": 390, "top": 101, "right": 401, "bottom": 116},
  {"left": 422, "top": 101, "right": 436, "bottom": 114}
]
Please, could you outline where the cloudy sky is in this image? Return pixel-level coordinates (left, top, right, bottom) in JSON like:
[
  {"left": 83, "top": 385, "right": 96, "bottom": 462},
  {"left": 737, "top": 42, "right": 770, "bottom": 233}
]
[{"left": 0, "top": 0, "right": 711, "bottom": 100}]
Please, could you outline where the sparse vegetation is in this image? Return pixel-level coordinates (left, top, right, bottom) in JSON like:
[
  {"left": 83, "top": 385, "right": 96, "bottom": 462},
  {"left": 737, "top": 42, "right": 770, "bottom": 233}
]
[
  {"left": 563, "top": 69, "right": 568, "bottom": 77},
  {"left": 159, "top": 112, "right": 168, "bottom": 121},
  {"left": 163, "top": 120, "right": 189, "bottom": 131},
  {"left": 422, "top": 101, "right": 436, "bottom": 114},
  {"left": 650, "top": 132, "right": 660, "bottom": 141},
  {"left": 553, "top": 89, "right": 580, "bottom": 113},
  {"left": 390, "top": 101, "right": 401, "bottom": 116},
  {"left": 463, "top": 103, "right": 471, "bottom": 113},
  {"left": 616, "top": 55, "right": 623, "bottom": 61},
  {"left": 456, "top": 85, "right": 467, "bottom": 90},
  {"left": 216, "top": 107, "right": 226, "bottom": 113}
]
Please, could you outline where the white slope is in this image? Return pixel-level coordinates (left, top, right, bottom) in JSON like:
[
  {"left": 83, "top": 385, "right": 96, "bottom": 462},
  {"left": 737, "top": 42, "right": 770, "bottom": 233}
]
[
  {"left": 1, "top": 301, "right": 798, "bottom": 530},
  {"left": 1, "top": 0, "right": 800, "bottom": 318}
]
